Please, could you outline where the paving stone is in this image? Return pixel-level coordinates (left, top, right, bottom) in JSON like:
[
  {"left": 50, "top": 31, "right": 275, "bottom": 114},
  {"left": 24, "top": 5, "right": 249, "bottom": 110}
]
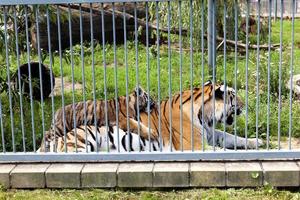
[
  {"left": 262, "top": 161, "right": 300, "bottom": 187},
  {"left": 0, "top": 164, "right": 16, "bottom": 188},
  {"left": 81, "top": 163, "right": 118, "bottom": 188},
  {"left": 226, "top": 162, "right": 263, "bottom": 187},
  {"left": 190, "top": 162, "right": 225, "bottom": 187},
  {"left": 153, "top": 163, "right": 189, "bottom": 187},
  {"left": 10, "top": 164, "right": 49, "bottom": 188},
  {"left": 118, "top": 163, "right": 153, "bottom": 188},
  {"left": 46, "top": 164, "right": 84, "bottom": 188}
]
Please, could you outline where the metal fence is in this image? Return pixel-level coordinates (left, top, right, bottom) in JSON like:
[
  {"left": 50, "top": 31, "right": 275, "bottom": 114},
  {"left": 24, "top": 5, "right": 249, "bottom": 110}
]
[
  {"left": 0, "top": 0, "right": 299, "bottom": 162},
  {"left": 245, "top": 0, "right": 300, "bottom": 17}
]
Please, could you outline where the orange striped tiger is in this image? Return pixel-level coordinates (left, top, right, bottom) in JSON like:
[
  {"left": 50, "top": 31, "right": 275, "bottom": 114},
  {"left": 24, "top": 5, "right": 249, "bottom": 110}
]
[
  {"left": 138, "top": 80, "right": 262, "bottom": 150},
  {"left": 38, "top": 86, "right": 157, "bottom": 152}
]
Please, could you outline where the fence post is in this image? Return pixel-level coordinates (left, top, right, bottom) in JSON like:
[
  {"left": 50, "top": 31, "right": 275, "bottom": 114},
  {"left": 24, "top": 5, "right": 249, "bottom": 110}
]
[
  {"left": 274, "top": 0, "right": 277, "bottom": 20},
  {"left": 207, "top": 0, "right": 216, "bottom": 77}
]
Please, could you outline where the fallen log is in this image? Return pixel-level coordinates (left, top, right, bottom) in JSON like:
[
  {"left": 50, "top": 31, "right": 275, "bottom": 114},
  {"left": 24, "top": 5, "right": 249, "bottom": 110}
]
[
  {"left": 216, "top": 36, "right": 280, "bottom": 50},
  {"left": 31, "top": 5, "right": 131, "bottom": 51},
  {"left": 60, "top": 4, "right": 187, "bottom": 36},
  {"left": 31, "top": 3, "right": 187, "bottom": 51}
]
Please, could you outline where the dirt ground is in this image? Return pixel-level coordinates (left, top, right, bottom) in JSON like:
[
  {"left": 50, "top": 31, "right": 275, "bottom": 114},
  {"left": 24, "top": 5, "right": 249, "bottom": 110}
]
[
  {"left": 51, "top": 77, "right": 83, "bottom": 96},
  {"left": 276, "top": 137, "right": 300, "bottom": 150}
]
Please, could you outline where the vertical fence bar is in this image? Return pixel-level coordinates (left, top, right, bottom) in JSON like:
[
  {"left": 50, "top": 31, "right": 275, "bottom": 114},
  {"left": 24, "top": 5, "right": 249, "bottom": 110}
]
[
  {"left": 255, "top": 0, "right": 261, "bottom": 150},
  {"left": 57, "top": 5, "right": 67, "bottom": 152},
  {"left": 101, "top": 3, "right": 110, "bottom": 152},
  {"left": 201, "top": 0, "right": 205, "bottom": 151},
  {"left": 212, "top": 0, "right": 216, "bottom": 151},
  {"left": 267, "top": 0, "right": 272, "bottom": 150},
  {"left": 245, "top": 0, "right": 250, "bottom": 150},
  {"left": 278, "top": 0, "right": 283, "bottom": 150},
  {"left": 223, "top": 0, "right": 227, "bottom": 151},
  {"left": 234, "top": 0, "right": 238, "bottom": 150},
  {"left": 0, "top": 98, "right": 5, "bottom": 153},
  {"left": 36, "top": 5, "right": 46, "bottom": 152},
  {"left": 112, "top": 3, "right": 120, "bottom": 152},
  {"left": 189, "top": 0, "right": 194, "bottom": 151},
  {"left": 25, "top": 5, "right": 36, "bottom": 152},
  {"left": 145, "top": 2, "right": 152, "bottom": 151},
  {"left": 178, "top": 0, "right": 183, "bottom": 151},
  {"left": 274, "top": 0, "right": 277, "bottom": 20},
  {"left": 79, "top": 4, "right": 88, "bottom": 153},
  {"left": 4, "top": 6, "right": 16, "bottom": 152},
  {"left": 13, "top": 6, "right": 26, "bottom": 152},
  {"left": 123, "top": 3, "right": 131, "bottom": 152},
  {"left": 89, "top": 3, "right": 98, "bottom": 152},
  {"left": 67, "top": 4, "right": 77, "bottom": 152},
  {"left": 289, "top": 0, "right": 295, "bottom": 150},
  {"left": 156, "top": 1, "right": 162, "bottom": 152},
  {"left": 46, "top": 6, "right": 56, "bottom": 152},
  {"left": 167, "top": 1, "right": 172, "bottom": 152},
  {"left": 134, "top": 2, "right": 141, "bottom": 152}
]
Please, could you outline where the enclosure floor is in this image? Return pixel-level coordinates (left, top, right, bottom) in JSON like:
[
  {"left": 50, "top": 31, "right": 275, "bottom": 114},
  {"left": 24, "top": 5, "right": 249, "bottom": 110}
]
[{"left": 1, "top": 161, "right": 300, "bottom": 189}]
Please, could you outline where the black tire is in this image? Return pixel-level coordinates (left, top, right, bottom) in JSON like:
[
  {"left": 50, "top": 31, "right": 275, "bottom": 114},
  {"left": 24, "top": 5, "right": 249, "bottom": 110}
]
[{"left": 12, "top": 62, "right": 55, "bottom": 101}]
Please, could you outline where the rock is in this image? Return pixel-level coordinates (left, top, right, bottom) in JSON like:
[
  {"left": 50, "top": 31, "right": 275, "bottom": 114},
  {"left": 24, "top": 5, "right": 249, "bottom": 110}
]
[{"left": 286, "top": 74, "right": 300, "bottom": 99}]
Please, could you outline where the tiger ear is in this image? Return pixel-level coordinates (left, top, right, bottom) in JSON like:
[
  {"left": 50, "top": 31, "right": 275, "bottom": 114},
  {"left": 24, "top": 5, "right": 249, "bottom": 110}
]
[
  {"left": 220, "top": 84, "right": 225, "bottom": 92},
  {"left": 204, "top": 80, "right": 212, "bottom": 86},
  {"left": 215, "top": 86, "right": 224, "bottom": 99},
  {"left": 134, "top": 86, "right": 145, "bottom": 96}
]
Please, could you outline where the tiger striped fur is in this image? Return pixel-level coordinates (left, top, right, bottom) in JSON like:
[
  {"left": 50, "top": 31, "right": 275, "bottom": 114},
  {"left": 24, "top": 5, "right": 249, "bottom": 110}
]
[
  {"left": 137, "top": 80, "right": 262, "bottom": 150},
  {"left": 53, "top": 125, "right": 160, "bottom": 152},
  {"left": 38, "top": 86, "right": 157, "bottom": 152},
  {"left": 40, "top": 81, "right": 263, "bottom": 152}
]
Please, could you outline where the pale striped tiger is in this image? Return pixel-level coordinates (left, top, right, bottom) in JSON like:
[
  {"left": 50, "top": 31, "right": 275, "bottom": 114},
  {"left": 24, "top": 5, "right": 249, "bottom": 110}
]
[
  {"left": 53, "top": 125, "right": 160, "bottom": 152},
  {"left": 38, "top": 86, "right": 157, "bottom": 152}
]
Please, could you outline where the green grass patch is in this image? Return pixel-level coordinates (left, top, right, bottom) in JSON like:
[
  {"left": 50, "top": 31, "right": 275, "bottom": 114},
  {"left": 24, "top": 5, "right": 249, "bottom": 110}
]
[{"left": 0, "top": 188, "right": 300, "bottom": 200}]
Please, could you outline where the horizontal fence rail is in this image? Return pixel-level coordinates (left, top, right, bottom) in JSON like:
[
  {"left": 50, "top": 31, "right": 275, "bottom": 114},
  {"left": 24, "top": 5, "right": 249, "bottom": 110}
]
[
  {"left": 0, "top": 0, "right": 299, "bottom": 162},
  {"left": 0, "top": 0, "right": 173, "bottom": 5}
]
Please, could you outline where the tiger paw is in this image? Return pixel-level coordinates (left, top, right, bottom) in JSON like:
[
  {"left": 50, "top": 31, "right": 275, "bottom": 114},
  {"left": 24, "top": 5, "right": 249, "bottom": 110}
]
[
  {"left": 149, "top": 129, "right": 159, "bottom": 141},
  {"left": 248, "top": 138, "right": 264, "bottom": 149}
]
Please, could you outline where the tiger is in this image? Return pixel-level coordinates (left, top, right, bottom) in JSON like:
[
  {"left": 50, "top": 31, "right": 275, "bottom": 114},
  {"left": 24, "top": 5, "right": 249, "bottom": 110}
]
[
  {"left": 137, "top": 80, "right": 263, "bottom": 150},
  {"left": 53, "top": 125, "right": 160, "bottom": 152},
  {"left": 45, "top": 81, "right": 263, "bottom": 153},
  {"left": 38, "top": 86, "right": 157, "bottom": 152}
]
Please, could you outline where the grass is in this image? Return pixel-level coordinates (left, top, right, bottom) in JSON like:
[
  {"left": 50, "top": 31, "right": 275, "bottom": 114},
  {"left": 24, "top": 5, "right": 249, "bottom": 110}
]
[
  {"left": 0, "top": 188, "right": 300, "bottom": 200},
  {"left": 0, "top": 18, "right": 300, "bottom": 151},
  {"left": 272, "top": 18, "right": 300, "bottom": 46}
]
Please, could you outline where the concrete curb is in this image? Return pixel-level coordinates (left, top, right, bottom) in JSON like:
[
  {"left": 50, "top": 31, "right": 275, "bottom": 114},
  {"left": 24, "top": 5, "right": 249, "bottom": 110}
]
[{"left": 0, "top": 161, "right": 299, "bottom": 189}]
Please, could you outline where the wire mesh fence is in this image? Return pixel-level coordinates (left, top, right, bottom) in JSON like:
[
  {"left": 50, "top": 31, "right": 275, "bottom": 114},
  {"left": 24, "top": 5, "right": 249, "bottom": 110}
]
[{"left": 0, "top": 0, "right": 299, "bottom": 162}]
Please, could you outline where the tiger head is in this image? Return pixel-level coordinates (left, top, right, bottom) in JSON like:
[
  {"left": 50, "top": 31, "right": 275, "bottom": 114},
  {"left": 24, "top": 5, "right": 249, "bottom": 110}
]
[
  {"left": 198, "top": 81, "right": 244, "bottom": 127},
  {"left": 132, "top": 86, "right": 156, "bottom": 113}
]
